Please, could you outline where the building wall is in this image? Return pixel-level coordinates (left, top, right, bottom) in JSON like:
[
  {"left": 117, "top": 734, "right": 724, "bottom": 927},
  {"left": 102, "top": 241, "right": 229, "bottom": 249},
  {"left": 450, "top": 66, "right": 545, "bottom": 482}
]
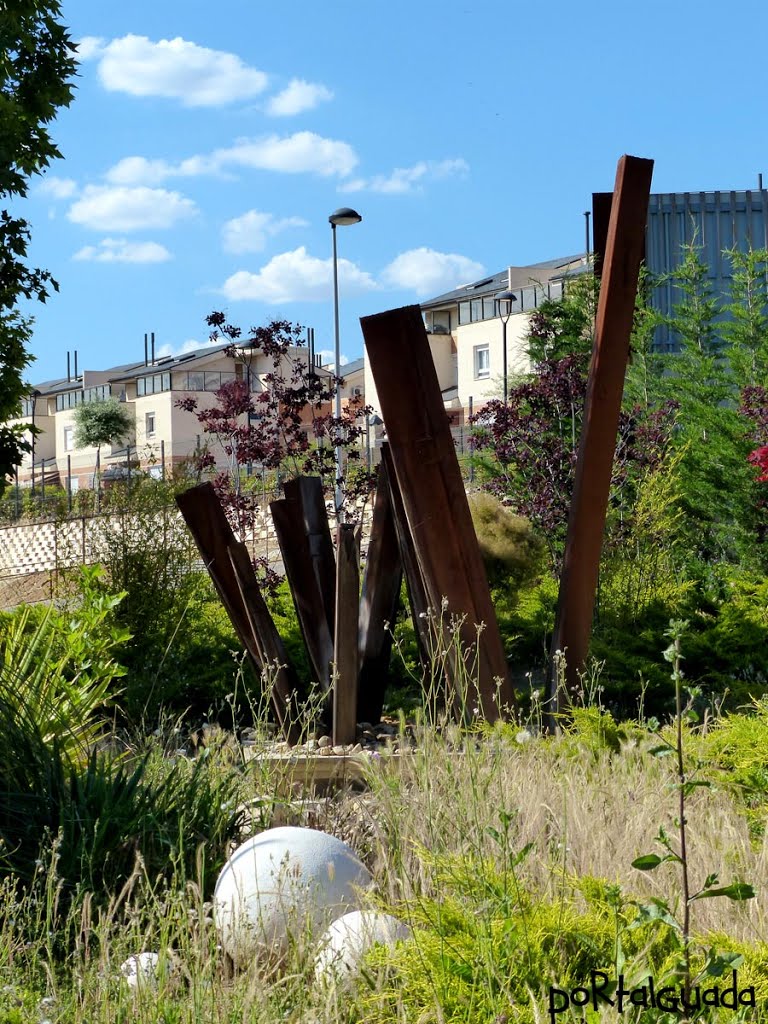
[
  {"left": 642, "top": 189, "right": 768, "bottom": 351},
  {"left": 454, "top": 314, "right": 531, "bottom": 410}
]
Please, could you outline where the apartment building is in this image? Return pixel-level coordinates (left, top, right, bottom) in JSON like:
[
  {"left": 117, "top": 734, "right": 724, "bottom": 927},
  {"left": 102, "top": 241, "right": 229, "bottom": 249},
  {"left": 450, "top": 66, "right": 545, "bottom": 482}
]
[
  {"left": 363, "top": 253, "right": 586, "bottom": 424},
  {"left": 9, "top": 340, "right": 335, "bottom": 491}
]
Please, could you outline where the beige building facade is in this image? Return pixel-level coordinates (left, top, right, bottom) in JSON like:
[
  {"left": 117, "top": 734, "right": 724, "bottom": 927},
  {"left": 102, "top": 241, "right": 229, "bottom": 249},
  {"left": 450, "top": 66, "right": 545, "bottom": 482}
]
[
  {"left": 363, "top": 254, "right": 586, "bottom": 424},
  {"left": 7, "top": 340, "right": 335, "bottom": 491}
]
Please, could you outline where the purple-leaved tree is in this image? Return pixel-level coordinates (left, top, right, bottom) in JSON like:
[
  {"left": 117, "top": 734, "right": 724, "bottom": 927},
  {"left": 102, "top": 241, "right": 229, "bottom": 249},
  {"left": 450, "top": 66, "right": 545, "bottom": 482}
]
[{"left": 176, "top": 315, "right": 376, "bottom": 591}]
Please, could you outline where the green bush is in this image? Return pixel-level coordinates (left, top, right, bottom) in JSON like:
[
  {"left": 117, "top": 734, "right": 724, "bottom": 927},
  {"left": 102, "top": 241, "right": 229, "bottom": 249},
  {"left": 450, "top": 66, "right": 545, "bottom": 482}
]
[
  {"left": 701, "top": 703, "right": 768, "bottom": 837},
  {"left": 0, "top": 580, "right": 245, "bottom": 906},
  {"left": 468, "top": 493, "right": 546, "bottom": 593},
  {"left": 73, "top": 481, "right": 247, "bottom": 723},
  {"left": 0, "top": 566, "right": 129, "bottom": 763},
  {"left": 353, "top": 853, "right": 767, "bottom": 1024}
]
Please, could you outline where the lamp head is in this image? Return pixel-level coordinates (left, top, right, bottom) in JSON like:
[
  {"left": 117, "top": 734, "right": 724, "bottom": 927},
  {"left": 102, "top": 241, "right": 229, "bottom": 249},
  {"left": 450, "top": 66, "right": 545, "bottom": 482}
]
[
  {"left": 329, "top": 207, "right": 362, "bottom": 227},
  {"left": 494, "top": 289, "right": 517, "bottom": 320}
]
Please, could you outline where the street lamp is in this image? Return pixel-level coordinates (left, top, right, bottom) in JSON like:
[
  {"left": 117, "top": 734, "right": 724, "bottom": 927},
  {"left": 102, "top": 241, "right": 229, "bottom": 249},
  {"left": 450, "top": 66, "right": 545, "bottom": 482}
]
[
  {"left": 329, "top": 206, "right": 362, "bottom": 520},
  {"left": 494, "top": 290, "right": 517, "bottom": 404},
  {"left": 29, "top": 389, "right": 40, "bottom": 495}
]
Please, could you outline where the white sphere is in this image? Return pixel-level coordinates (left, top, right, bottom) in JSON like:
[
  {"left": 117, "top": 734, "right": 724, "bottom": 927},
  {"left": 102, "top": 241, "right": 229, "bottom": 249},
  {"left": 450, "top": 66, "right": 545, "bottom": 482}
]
[
  {"left": 214, "top": 826, "right": 372, "bottom": 963},
  {"left": 314, "top": 911, "right": 411, "bottom": 984},
  {"left": 120, "top": 952, "right": 161, "bottom": 990}
]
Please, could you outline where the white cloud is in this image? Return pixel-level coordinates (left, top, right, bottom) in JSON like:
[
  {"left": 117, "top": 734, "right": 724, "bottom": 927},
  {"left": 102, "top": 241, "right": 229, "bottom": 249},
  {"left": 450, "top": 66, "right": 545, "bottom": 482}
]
[
  {"left": 104, "top": 156, "right": 176, "bottom": 187},
  {"left": 266, "top": 79, "right": 333, "bottom": 116},
  {"left": 67, "top": 185, "right": 197, "bottom": 231},
  {"left": 155, "top": 339, "right": 204, "bottom": 359},
  {"left": 381, "top": 248, "right": 485, "bottom": 297},
  {"left": 220, "top": 246, "right": 377, "bottom": 303},
  {"left": 74, "top": 36, "right": 106, "bottom": 60},
  {"left": 221, "top": 210, "right": 308, "bottom": 254},
  {"left": 37, "top": 176, "right": 77, "bottom": 200},
  {"left": 90, "top": 34, "right": 268, "bottom": 107},
  {"left": 103, "top": 132, "right": 358, "bottom": 188},
  {"left": 215, "top": 132, "right": 357, "bottom": 177},
  {"left": 73, "top": 238, "right": 172, "bottom": 264},
  {"left": 341, "top": 158, "right": 469, "bottom": 195}
]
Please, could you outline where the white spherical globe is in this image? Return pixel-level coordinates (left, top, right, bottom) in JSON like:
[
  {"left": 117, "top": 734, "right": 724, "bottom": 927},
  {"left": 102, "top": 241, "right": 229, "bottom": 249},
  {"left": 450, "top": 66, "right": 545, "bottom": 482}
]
[
  {"left": 314, "top": 910, "right": 411, "bottom": 984},
  {"left": 120, "top": 952, "right": 161, "bottom": 990},
  {"left": 214, "top": 826, "right": 372, "bottom": 963}
]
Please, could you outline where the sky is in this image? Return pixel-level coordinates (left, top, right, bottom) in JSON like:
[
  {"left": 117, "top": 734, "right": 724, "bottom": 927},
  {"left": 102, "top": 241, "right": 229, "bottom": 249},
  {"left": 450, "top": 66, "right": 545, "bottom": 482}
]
[{"left": 17, "top": 0, "right": 768, "bottom": 385}]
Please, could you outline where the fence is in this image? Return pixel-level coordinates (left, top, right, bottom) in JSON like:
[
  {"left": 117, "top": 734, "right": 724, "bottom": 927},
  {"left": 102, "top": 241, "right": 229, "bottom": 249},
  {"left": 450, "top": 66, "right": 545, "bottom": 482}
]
[{"left": 0, "top": 483, "right": 378, "bottom": 610}]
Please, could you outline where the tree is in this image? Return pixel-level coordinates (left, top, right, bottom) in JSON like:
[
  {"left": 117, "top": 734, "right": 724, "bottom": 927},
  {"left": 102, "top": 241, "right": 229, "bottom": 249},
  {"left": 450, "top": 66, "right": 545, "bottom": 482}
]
[
  {"left": 73, "top": 399, "right": 133, "bottom": 490},
  {"left": 177, "top": 314, "right": 375, "bottom": 538},
  {"left": 0, "top": 2, "right": 77, "bottom": 493},
  {"left": 721, "top": 246, "right": 768, "bottom": 390}
]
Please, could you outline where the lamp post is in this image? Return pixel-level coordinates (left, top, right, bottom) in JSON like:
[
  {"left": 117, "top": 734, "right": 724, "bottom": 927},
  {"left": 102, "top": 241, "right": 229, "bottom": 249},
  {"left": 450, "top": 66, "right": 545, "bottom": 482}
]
[
  {"left": 29, "top": 389, "right": 40, "bottom": 495},
  {"left": 329, "top": 206, "right": 362, "bottom": 520},
  {"left": 494, "top": 290, "right": 517, "bottom": 403}
]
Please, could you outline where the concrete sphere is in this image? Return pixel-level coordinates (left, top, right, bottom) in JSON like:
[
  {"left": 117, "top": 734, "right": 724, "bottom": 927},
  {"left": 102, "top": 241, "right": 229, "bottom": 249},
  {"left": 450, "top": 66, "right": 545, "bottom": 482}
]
[
  {"left": 214, "top": 826, "right": 372, "bottom": 963},
  {"left": 314, "top": 910, "right": 411, "bottom": 984},
  {"left": 120, "top": 952, "right": 161, "bottom": 990}
]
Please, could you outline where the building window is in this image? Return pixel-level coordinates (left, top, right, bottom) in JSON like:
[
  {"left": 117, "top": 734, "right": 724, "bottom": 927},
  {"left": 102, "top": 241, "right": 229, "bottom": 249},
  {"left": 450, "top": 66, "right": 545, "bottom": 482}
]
[
  {"left": 179, "top": 370, "right": 236, "bottom": 392},
  {"left": 145, "top": 412, "right": 156, "bottom": 438},
  {"left": 63, "top": 425, "right": 74, "bottom": 451},
  {"left": 83, "top": 384, "right": 110, "bottom": 403},
  {"left": 136, "top": 372, "right": 171, "bottom": 396},
  {"left": 474, "top": 345, "right": 490, "bottom": 379},
  {"left": 56, "top": 390, "right": 84, "bottom": 412}
]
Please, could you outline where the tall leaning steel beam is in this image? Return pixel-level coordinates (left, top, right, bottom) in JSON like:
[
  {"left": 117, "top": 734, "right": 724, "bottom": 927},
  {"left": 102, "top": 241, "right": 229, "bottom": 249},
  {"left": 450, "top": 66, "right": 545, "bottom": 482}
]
[
  {"left": 361, "top": 305, "right": 514, "bottom": 720},
  {"left": 547, "top": 154, "right": 654, "bottom": 720}
]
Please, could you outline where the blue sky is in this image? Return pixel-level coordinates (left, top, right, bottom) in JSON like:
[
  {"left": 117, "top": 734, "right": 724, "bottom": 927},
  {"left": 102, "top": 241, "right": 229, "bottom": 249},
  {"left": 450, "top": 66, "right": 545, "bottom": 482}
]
[{"left": 20, "top": 0, "right": 768, "bottom": 384}]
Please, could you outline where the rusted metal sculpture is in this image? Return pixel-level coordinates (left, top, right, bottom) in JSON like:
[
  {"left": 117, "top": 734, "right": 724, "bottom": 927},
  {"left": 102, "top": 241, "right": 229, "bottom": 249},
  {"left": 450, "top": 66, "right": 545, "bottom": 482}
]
[
  {"left": 176, "top": 483, "right": 301, "bottom": 742},
  {"left": 361, "top": 304, "right": 515, "bottom": 721},
  {"left": 177, "top": 153, "right": 653, "bottom": 741},
  {"left": 546, "top": 154, "right": 654, "bottom": 721}
]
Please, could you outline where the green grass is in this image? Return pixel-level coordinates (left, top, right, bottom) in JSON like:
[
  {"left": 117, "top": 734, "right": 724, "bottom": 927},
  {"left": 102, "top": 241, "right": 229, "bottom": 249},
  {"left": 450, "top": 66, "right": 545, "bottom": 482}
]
[{"left": 1, "top": 702, "right": 768, "bottom": 1022}]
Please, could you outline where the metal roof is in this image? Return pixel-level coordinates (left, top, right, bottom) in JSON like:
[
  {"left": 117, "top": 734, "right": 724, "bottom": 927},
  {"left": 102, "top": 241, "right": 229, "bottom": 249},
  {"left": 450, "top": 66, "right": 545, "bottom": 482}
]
[
  {"left": 420, "top": 254, "right": 585, "bottom": 310},
  {"left": 340, "top": 357, "right": 364, "bottom": 375},
  {"left": 108, "top": 341, "right": 233, "bottom": 382}
]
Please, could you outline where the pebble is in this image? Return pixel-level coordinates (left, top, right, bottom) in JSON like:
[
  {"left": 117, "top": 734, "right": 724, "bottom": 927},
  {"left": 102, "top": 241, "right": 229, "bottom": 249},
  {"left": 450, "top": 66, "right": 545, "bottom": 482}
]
[{"left": 318, "top": 735, "right": 331, "bottom": 748}]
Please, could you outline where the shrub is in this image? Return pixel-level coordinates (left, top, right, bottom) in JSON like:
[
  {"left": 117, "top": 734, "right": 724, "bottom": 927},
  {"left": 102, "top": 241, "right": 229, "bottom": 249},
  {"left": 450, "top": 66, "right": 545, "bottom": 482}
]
[
  {"left": 468, "top": 492, "right": 545, "bottom": 594},
  {"left": 0, "top": 566, "right": 129, "bottom": 763},
  {"left": 80, "top": 481, "right": 245, "bottom": 723}
]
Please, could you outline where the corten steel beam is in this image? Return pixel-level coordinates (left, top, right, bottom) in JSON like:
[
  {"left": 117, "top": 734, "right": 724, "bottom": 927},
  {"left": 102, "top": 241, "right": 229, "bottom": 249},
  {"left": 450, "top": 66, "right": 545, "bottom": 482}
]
[
  {"left": 381, "top": 443, "right": 431, "bottom": 667},
  {"left": 357, "top": 456, "right": 403, "bottom": 724},
  {"left": 547, "top": 154, "right": 654, "bottom": 721},
  {"left": 333, "top": 524, "right": 360, "bottom": 745},
  {"left": 591, "top": 191, "right": 614, "bottom": 280},
  {"left": 226, "top": 540, "right": 301, "bottom": 743},
  {"left": 175, "top": 483, "right": 300, "bottom": 740},
  {"left": 270, "top": 494, "right": 334, "bottom": 694},
  {"left": 361, "top": 306, "right": 514, "bottom": 720},
  {"left": 283, "top": 476, "right": 336, "bottom": 636}
]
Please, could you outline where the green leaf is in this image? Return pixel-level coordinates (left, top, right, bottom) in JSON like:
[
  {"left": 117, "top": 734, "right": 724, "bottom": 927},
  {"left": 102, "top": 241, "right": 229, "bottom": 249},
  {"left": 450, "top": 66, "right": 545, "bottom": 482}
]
[
  {"left": 682, "top": 779, "right": 711, "bottom": 795},
  {"left": 649, "top": 744, "right": 673, "bottom": 757},
  {"left": 691, "top": 882, "right": 756, "bottom": 902},
  {"left": 629, "top": 898, "right": 681, "bottom": 932},
  {"left": 509, "top": 842, "right": 535, "bottom": 868},
  {"left": 702, "top": 949, "right": 745, "bottom": 979},
  {"left": 632, "top": 854, "right": 663, "bottom": 871}
]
